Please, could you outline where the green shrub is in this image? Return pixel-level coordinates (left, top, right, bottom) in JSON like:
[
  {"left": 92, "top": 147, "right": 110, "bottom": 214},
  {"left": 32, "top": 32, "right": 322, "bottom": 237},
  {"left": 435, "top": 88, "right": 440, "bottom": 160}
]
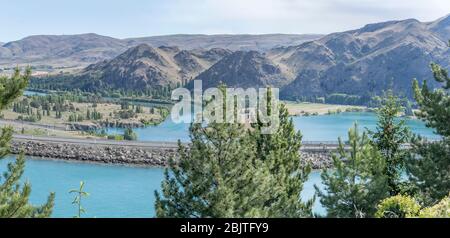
[
  {"left": 419, "top": 194, "right": 450, "bottom": 218},
  {"left": 375, "top": 195, "right": 421, "bottom": 218},
  {"left": 123, "top": 128, "right": 137, "bottom": 141},
  {"left": 107, "top": 134, "right": 124, "bottom": 141}
]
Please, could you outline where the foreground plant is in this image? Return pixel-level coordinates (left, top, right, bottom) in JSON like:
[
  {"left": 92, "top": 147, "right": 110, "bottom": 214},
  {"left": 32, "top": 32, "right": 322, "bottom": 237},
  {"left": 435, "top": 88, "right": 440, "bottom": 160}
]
[
  {"left": 408, "top": 61, "right": 450, "bottom": 206},
  {"left": 0, "top": 68, "right": 54, "bottom": 218},
  {"left": 375, "top": 193, "right": 450, "bottom": 218},
  {"left": 375, "top": 195, "right": 421, "bottom": 218},
  {"left": 419, "top": 193, "right": 450, "bottom": 218},
  {"left": 155, "top": 88, "right": 313, "bottom": 218},
  {"left": 69, "top": 181, "right": 90, "bottom": 218},
  {"left": 316, "top": 124, "right": 389, "bottom": 218},
  {"left": 368, "top": 90, "right": 410, "bottom": 196}
]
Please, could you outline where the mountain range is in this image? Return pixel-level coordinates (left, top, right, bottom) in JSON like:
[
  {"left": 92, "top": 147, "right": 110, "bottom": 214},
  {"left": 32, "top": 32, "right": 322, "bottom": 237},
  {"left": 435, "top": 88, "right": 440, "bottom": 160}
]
[
  {"left": 78, "top": 44, "right": 231, "bottom": 90},
  {"left": 279, "top": 16, "right": 450, "bottom": 99},
  {"left": 9, "top": 14, "right": 450, "bottom": 101},
  {"left": 194, "top": 15, "right": 450, "bottom": 100},
  {"left": 0, "top": 33, "right": 321, "bottom": 72}
]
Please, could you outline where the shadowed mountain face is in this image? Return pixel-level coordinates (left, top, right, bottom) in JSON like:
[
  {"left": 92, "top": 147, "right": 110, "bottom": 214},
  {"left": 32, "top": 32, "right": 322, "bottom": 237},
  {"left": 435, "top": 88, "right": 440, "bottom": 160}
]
[
  {"left": 191, "top": 51, "right": 291, "bottom": 89},
  {"left": 277, "top": 16, "right": 450, "bottom": 100},
  {"left": 76, "top": 44, "right": 231, "bottom": 90},
  {"left": 182, "top": 15, "right": 450, "bottom": 100},
  {"left": 0, "top": 34, "right": 322, "bottom": 71}
]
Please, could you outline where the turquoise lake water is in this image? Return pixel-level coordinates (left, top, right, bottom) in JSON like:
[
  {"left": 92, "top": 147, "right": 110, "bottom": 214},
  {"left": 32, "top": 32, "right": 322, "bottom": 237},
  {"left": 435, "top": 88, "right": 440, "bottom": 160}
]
[
  {"left": 104, "top": 112, "right": 438, "bottom": 142},
  {"left": 23, "top": 90, "right": 48, "bottom": 96},
  {"left": 0, "top": 156, "right": 324, "bottom": 218},
  {"left": 0, "top": 112, "right": 437, "bottom": 217}
]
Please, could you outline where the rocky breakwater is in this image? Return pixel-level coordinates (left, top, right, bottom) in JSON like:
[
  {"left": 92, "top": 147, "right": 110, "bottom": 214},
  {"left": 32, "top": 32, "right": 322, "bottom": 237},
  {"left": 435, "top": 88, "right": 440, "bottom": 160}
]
[
  {"left": 10, "top": 140, "right": 178, "bottom": 167},
  {"left": 301, "top": 151, "right": 333, "bottom": 169},
  {"left": 10, "top": 140, "right": 335, "bottom": 169}
]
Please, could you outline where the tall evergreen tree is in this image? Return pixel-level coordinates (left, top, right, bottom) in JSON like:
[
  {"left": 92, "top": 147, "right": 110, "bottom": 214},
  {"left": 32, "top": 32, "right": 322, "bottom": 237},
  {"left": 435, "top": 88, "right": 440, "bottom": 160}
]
[
  {"left": 316, "top": 124, "right": 389, "bottom": 218},
  {"left": 407, "top": 61, "right": 450, "bottom": 205},
  {"left": 123, "top": 128, "right": 137, "bottom": 141},
  {"left": 155, "top": 121, "right": 275, "bottom": 217},
  {"left": 368, "top": 91, "right": 410, "bottom": 195},
  {"left": 0, "top": 68, "right": 55, "bottom": 218},
  {"left": 250, "top": 90, "right": 313, "bottom": 217},
  {"left": 155, "top": 87, "right": 313, "bottom": 217}
]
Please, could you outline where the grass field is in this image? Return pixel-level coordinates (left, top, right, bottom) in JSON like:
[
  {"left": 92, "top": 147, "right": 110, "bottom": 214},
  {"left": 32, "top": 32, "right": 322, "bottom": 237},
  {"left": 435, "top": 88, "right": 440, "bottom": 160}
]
[{"left": 284, "top": 101, "right": 367, "bottom": 116}]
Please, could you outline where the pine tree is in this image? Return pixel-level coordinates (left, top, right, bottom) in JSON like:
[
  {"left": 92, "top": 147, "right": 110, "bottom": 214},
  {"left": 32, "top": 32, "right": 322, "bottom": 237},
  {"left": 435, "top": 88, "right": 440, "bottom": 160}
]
[
  {"left": 155, "top": 122, "right": 275, "bottom": 217},
  {"left": 123, "top": 128, "right": 137, "bottom": 141},
  {"left": 155, "top": 87, "right": 313, "bottom": 217},
  {"left": 368, "top": 91, "right": 410, "bottom": 195},
  {"left": 315, "top": 124, "right": 389, "bottom": 218},
  {"left": 407, "top": 61, "right": 450, "bottom": 205},
  {"left": 0, "top": 68, "right": 55, "bottom": 218},
  {"left": 250, "top": 90, "right": 313, "bottom": 217}
]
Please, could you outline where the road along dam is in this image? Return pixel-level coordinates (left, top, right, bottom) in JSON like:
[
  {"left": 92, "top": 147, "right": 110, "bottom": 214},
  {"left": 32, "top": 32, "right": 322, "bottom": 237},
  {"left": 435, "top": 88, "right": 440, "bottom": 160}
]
[{"left": 10, "top": 135, "right": 340, "bottom": 169}]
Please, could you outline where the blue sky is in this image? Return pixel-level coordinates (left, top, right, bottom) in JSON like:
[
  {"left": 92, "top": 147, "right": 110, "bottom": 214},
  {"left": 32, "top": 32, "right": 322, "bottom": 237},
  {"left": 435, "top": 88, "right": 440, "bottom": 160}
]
[{"left": 1, "top": 0, "right": 450, "bottom": 42}]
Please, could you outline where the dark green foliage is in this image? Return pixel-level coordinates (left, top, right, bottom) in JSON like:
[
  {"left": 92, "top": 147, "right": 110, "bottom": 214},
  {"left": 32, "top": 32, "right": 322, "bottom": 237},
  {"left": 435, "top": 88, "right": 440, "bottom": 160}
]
[
  {"left": 407, "top": 138, "right": 450, "bottom": 205},
  {"left": 30, "top": 75, "right": 175, "bottom": 100},
  {"left": 325, "top": 93, "right": 365, "bottom": 105},
  {"left": 90, "top": 109, "right": 102, "bottom": 120},
  {"left": 155, "top": 88, "right": 313, "bottom": 218},
  {"left": 155, "top": 122, "right": 272, "bottom": 218},
  {"left": 135, "top": 105, "right": 144, "bottom": 114},
  {"left": 316, "top": 124, "right": 389, "bottom": 218},
  {"left": 116, "top": 109, "right": 136, "bottom": 119},
  {"left": 408, "top": 61, "right": 450, "bottom": 206},
  {"left": 368, "top": 91, "right": 410, "bottom": 195},
  {"left": 250, "top": 92, "right": 313, "bottom": 217},
  {"left": 0, "top": 68, "right": 29, "bottom": 111},
  {"left": 120, "top": 101, "right": 129, "bottom": 110},
  {"left": 0, "top": 68, "right": 54, "bottom": 218},
  {"left": 123, "top": 128, "right": 137, "bottom": 141},
  {"left": 68, "top": 113, "right": 84, "bottom": 122}
]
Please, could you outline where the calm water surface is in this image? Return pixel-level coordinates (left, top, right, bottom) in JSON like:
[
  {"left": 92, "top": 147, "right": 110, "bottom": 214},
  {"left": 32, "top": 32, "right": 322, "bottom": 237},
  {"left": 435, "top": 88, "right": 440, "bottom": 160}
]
[
  {"left": 23, "top": 90, "right": 48, "bottom": 96},
  {"left": 0, "top": 156, "right": 324, "bottom": 218},
  {"left": 104, "top": 112, "right": 437, "bottom": 142}
]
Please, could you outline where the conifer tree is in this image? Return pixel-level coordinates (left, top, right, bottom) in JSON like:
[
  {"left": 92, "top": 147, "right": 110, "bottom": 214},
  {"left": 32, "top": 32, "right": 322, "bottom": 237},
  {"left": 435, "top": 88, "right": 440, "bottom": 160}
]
[
  {"left": 155, "top": 121, "right": 275, "bottom": 217},
  {"left": 123, "top": 128, "right": 137, "bottom": 141},
  {"left": 0, "top": 68, "right": 55, "bottom": 218},
  {"left": 250, "top": 90, "right": 313, "bottom": 217},
  {"left": 155, "top": 87, "right": 313, "bottom": 217},
  {"left": 408, "top": 61, "right": 450, "bottom": 205},
  {"left": 368, "top": 91, "right": 410, "bottom": 195},
  {"left": 316, "top": 124, "right": 389, "bottom": 218}
]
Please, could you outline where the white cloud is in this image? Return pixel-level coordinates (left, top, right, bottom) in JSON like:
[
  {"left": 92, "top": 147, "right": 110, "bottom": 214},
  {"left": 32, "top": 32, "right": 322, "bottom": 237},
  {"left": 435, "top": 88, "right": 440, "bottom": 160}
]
[
  {"left": 1, "top": 0, "right": 450, "bottom": 41},
  {"left": 156, "top": 0, "right": 450, "bottom": 34}
]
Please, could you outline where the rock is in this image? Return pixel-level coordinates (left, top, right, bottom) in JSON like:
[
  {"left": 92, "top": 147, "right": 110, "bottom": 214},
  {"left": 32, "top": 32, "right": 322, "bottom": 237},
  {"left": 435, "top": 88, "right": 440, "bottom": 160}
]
[{"left": 10, "top": 140, "right": 335, "bottom": 169}]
